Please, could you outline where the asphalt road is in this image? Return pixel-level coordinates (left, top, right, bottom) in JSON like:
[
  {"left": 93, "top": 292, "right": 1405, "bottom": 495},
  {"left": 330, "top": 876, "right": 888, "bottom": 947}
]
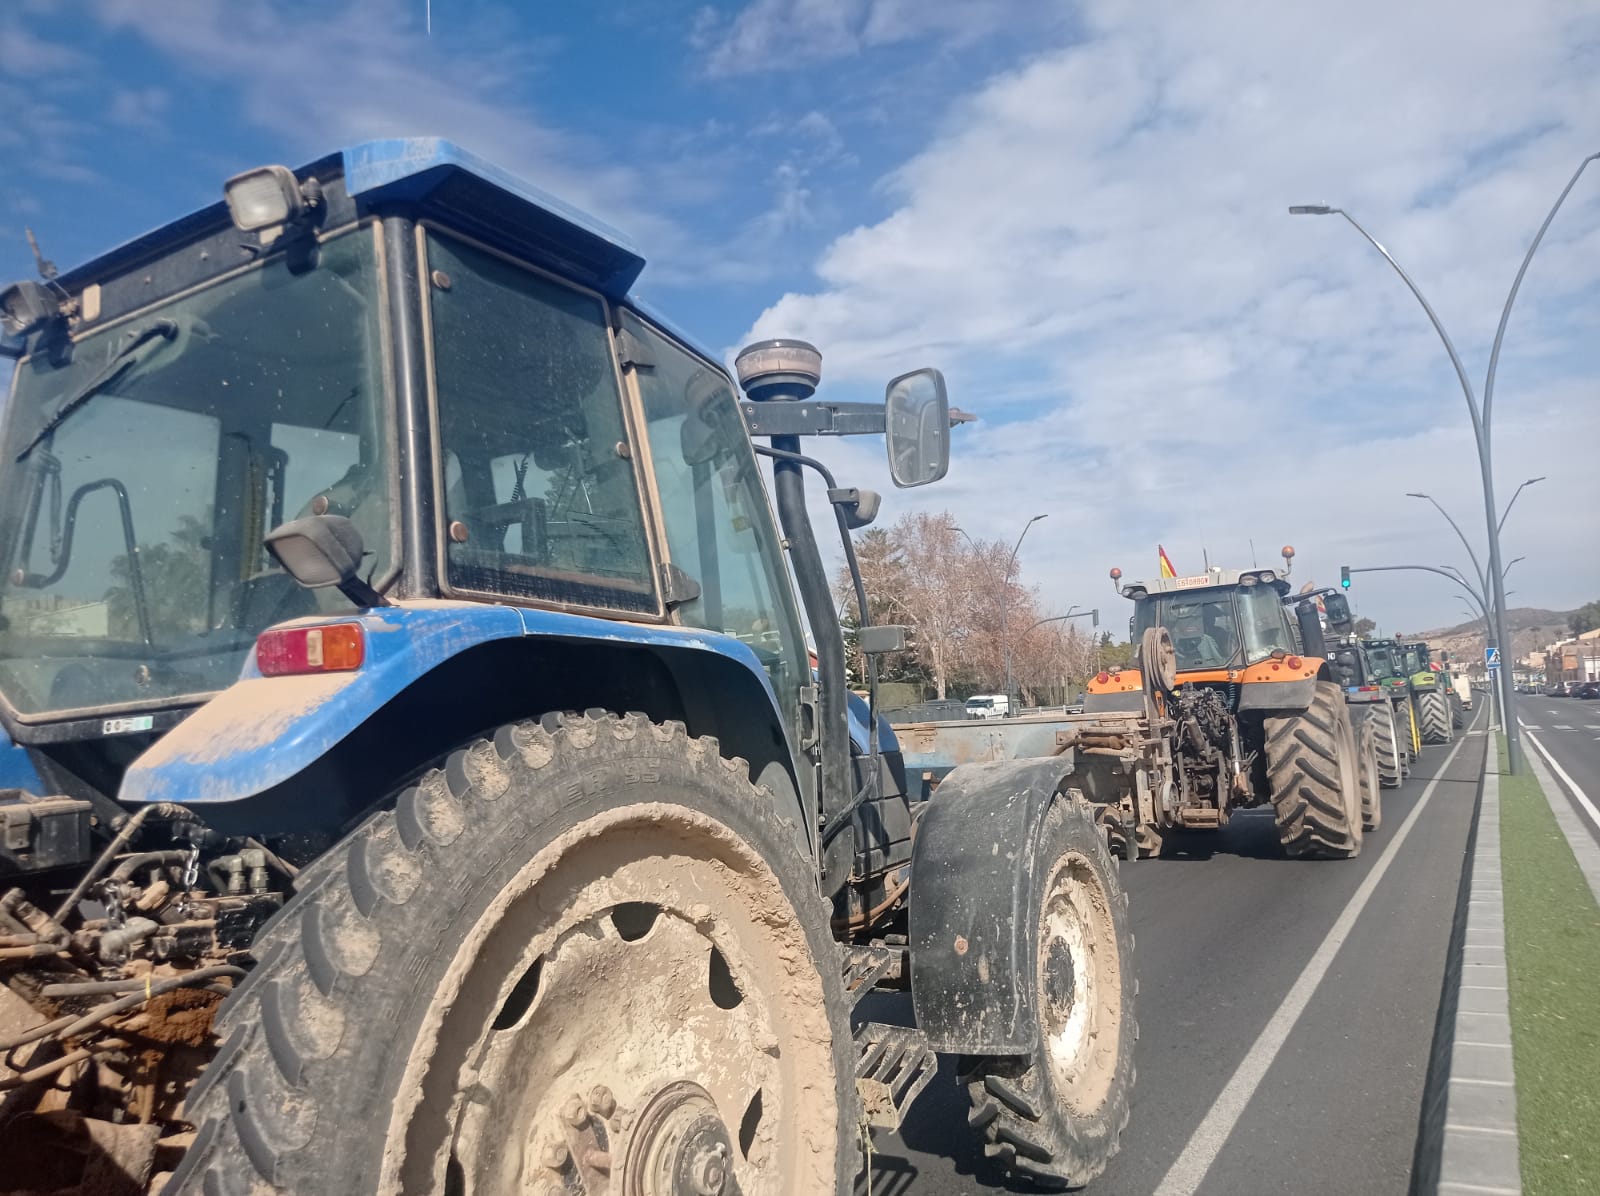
[
  {"left": 1517, "top": 695, "right": 1600, "bottom": 846},
  {"left": 858, "top": 708, "right": 1487, "bottom": 1196}
]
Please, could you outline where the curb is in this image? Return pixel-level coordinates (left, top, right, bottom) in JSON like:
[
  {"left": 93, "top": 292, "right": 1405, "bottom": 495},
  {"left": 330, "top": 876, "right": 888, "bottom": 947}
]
[{"left": 1435, "top": 757, "right": 1523, "bottom": 1196}]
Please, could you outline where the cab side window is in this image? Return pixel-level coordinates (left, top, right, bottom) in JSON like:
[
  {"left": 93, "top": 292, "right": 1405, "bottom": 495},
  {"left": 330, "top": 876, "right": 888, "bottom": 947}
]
[{"left": 427, "top": 232, "right": 654, "bottom": 612}]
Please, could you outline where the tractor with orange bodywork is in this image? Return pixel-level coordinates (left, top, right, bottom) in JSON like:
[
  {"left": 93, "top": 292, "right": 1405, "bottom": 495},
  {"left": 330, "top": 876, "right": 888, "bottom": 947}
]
[{"left": 1084, "top": 549, "right": 1378, "bottom": 858}]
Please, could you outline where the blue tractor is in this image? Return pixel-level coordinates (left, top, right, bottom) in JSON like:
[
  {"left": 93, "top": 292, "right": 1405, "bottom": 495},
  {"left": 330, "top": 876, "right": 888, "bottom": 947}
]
[{"left": 0, "top": 142, "right": 1133, "bottom": 1194}]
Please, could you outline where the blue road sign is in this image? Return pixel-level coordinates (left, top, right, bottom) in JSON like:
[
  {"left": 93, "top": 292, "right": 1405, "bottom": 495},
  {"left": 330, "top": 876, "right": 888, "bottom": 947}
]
[{"left": 1485, "top": 646, "right": 1501, "bottom": 669}]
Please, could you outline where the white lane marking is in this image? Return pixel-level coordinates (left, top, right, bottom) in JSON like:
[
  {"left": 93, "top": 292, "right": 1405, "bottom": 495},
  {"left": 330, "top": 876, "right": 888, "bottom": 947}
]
[
  {"left": 1553, "top": 725, "right": 1574, "bottom": 731},
  {"left": 1521, "top": 727, "right": 1600, "bottom": 831},
  {"left": 1152, "top": 715, "right": 1477, "bottom": 1196},
  {"left": 1522, "top": 725, "right": 1542, "bottom": 730}
]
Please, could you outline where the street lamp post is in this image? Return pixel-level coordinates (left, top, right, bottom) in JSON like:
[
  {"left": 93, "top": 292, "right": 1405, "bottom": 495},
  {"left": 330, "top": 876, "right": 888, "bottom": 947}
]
[
  {"left": 1347, "top": 563, "right": 1498, "bottom": 728},
  {"left": 1289, "top": 162, "right": 1597, "bottom": 772},
  {"left": 1002, "top": 515, "right": 1049, "bottom": 699},
  {"left": 1018, "top": 609, "right": 1101, "bottom": 705}
]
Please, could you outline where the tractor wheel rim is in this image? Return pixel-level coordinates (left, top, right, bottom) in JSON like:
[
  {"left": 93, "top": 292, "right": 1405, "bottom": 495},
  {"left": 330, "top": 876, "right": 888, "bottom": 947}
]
[
  {"left": 1038, "top": 851, "right": 1121, "bottom": 1115},
  {"left": 390, "top": 805, "right": 836, "bottom": 1196}
]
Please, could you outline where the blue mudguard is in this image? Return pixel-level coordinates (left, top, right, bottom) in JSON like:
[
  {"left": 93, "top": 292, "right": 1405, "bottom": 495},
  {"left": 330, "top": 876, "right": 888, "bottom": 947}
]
[{"left": 120, "top": 602, "right": 783, "bottom": 807}]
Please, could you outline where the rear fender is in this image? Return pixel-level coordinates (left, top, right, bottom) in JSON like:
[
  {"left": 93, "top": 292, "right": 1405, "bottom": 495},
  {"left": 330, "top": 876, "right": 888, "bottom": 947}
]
[
  {"left": 119, "top": 602, "right": 789, "bottom": 810},
  {"left": 909, "top": 753, "right": 1078, "bottom": 1054}
]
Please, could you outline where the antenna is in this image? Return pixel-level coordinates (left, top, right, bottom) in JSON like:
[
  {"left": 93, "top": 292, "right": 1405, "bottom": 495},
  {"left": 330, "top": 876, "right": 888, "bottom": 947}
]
[
  {"left": 24, "top": 228, "right": 57, "bottom": 281},
  {"left": 1249, "top": 538, "right": 1258, "bottom": 566}
]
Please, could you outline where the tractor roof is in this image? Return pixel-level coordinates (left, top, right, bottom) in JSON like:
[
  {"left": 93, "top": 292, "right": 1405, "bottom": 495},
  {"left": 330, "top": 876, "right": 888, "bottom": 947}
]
[
  {"left": 1120, "top": 567, "right": 1290, "bottom": 600},
  {"left": 53, "top": 139, "right": 646, "bottom": 302}
]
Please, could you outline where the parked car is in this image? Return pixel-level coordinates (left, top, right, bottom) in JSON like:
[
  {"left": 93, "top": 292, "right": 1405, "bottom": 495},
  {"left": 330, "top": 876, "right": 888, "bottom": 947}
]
[
  {"left": 1574, "top": 681, "right": 1600, "bottom": 700},
  {"left": 1547, "top": 682, "right": 1572, "bottom": 697}
]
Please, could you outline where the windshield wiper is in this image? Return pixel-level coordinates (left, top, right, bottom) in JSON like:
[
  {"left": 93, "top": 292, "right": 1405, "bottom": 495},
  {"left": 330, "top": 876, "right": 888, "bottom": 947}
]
[{"left": 15, "top": 319, "right": 178, "bottom": 462}]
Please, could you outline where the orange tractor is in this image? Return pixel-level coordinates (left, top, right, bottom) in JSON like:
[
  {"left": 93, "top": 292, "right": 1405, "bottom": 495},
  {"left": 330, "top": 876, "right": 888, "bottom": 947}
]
[{"left": 1085, "top": 548, "right": 1378, "bottom": 858}]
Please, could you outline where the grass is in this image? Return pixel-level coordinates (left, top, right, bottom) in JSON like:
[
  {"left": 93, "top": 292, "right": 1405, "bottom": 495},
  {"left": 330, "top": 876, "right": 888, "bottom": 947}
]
[{"left": 1498, "top": 734, "right": 1600, "bottom": 1194}]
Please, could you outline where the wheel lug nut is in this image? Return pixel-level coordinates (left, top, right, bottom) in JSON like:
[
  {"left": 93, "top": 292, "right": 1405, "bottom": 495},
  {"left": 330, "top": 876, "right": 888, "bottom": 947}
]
[
  {"left": 589, "top": 1084, "right": 616, "bottom": 1118},
  {"left": 562, "top": 1094, "right": 588, "bottom": 1127},
  {"left": 540, "top": 1141, "right": 570, "bottom": 1171}
]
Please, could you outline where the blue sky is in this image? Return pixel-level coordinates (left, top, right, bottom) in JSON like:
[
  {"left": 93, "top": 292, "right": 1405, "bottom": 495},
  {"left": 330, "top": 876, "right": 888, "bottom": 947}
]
[{"left": 3, "top": 0, "right": 1598, "bottom": 637}]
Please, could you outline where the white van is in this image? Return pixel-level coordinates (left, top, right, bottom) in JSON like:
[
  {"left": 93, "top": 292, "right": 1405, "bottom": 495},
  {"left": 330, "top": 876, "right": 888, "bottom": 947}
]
[
  {"left": 1452, "top": 674, "right": 1473, "bottom": 709},
  {"left": 965, "top": 694, "right": 1012, "bottom": 719}
]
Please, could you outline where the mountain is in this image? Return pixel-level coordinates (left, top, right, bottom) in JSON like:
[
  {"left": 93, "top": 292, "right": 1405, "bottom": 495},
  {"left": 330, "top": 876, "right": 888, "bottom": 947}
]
[{"left": 1406, "top": 607, "right": 1577, "bottom": 668}]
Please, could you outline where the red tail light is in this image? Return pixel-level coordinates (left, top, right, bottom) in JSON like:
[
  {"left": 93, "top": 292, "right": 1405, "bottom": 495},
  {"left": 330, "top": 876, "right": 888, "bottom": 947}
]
[
  {"left": 257, "top": 623, "right": 365, "bottom": 677},
  {"left": 1095, "top": 672, "right": 1111, "bottom": 684},
  {"left": 1287, "top": 656, "right": 1302, "bottom": 670}
]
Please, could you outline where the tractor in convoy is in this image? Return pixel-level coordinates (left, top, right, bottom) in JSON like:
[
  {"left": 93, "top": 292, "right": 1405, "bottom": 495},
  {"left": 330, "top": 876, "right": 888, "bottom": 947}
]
[
  {"left": 1363, "top": 637, "right": 1423, "bottom": 757},
  {"left": 1399, "top": 640, "right": 1457, "bottom": 745},
  {"left": 1323, "top": 632, "right": 1411, "bottom": 801},
  {"left": 1080, "top": 553, "right": 1379, "bottom": 857},
  {"left": 896, "top": 549, "right": 1380, "bottom": 862},
  {"left": 0, "top": 142, "right": 1135, "bottom": 1194}
]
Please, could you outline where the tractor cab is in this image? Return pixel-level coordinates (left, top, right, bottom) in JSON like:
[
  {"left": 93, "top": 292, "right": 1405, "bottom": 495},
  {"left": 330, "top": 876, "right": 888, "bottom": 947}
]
[
  {"left": 1087, "top": 559, "right": 1336, "bottom": 719},
  {"left": 1124, "top": 567, "right": 1299, "bottom": 678}
]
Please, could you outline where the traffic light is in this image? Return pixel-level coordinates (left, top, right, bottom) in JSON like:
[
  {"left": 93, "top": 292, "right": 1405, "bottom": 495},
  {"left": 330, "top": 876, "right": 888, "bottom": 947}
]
[{"left": 1340, "top": 565, "right": 1351, "bottom": 589}]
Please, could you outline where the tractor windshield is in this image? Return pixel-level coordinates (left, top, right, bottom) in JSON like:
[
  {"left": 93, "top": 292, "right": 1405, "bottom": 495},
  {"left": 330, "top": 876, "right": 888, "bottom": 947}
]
[
  {"left": 0, "top": 228, "right": 389, "bottom": 719},
  {"left": 1135, "top": 591, "right": 1240, "bottom": 671},
  {"left": 1367, "top": 644, "right": 1400, "bottom": 679}
]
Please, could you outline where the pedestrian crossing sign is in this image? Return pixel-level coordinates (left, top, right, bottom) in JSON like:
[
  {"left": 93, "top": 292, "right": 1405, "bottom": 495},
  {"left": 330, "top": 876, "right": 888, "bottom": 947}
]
[{"left": 1485, "top": 647, "right": 1500, "bottom": 669}]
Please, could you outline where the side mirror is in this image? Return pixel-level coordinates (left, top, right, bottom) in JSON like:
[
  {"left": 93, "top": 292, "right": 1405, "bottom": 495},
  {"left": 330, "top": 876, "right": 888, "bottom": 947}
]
[
  {"left": 1323, "top": 592, "right": 1353, "bottom": 630},
  {"left": 885, "top": 367, "right": 950, "bottom": 488},
  {"left": 264, "top": 514, "right": 389, "bottom": 608}
]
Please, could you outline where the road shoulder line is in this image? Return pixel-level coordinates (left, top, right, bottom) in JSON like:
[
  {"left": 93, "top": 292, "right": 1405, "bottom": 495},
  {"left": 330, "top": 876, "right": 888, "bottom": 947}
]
[
  {"left": 1520, "top": 729, "right": 1600, "bottom": 907},
  {"left": 1435, "top": 765, "right": 1523, "bottom": 1195}
]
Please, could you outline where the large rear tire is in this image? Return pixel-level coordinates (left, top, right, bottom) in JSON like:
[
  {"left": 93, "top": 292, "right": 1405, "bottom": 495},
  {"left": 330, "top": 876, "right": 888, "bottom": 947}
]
[
  {"left": 962, "top": 794, "right": 1136, "bottom": 1190},
  {"left": 169, "top": 713, "right": 855, "bottom": 1196},
  {"left": 1370, "top": 705, "right": 1403, "bottom": 789},
  {"left": 1265, "top": 681, "right": 1364, "bottom": 859},
  {"left": 1355, "top": 713, "right": 1383, "bottom": 831},
  {"left": 1418, "top": 690, "right": 1453, "bottom": 745}
]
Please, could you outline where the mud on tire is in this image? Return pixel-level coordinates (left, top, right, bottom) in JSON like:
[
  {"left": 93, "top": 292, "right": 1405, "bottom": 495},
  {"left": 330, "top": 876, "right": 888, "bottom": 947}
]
[
  {"left": 962, "top": 795, "right": 1136, "bottom": 1190},
  {"left": 167, "top": 712, "right": 856, "bottom": 1196},
  {"left": 1418, "top": 690, "right": 1453, "bottom": 746},
  {"left": 1265, "top": 681, "right": 1364, "bottom": 859}
]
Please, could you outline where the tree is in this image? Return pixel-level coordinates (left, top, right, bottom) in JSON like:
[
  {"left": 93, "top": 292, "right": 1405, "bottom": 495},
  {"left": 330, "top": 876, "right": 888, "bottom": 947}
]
[
  {"left": 105, "top": 511, "right": 212, "bottom": 645},
  {"left": 839, "top": 510, "right": 1045, "bottom": 700},
  {"left": 1353, "top": 616, "right": 1377, "bottom": 637},
  {"left": 1571, "top": 600, "right": 1600, "bottom": 637}
]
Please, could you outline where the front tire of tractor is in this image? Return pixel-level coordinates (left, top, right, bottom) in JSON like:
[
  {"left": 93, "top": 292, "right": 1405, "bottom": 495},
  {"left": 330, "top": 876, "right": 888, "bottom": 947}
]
[
  {"left": 1451, "top": 693, "right": 1467, "bottom": 730},
  {"left": 1371, "top": 705, "right": 1403, "bottom": 790},
  {"left": 1418, "top": 690, "right": 1453, "bottom": 745},
  {"left": 1356, "top": 713, "right": 1383, "bottom": 831},
  {"left": 169, "top": 712, "right": 855, "bottom": 1196},
  {"left": 1265, "top": 681, "right": 1364, "bottom": 859},
  {"left": 962, "top": 794, "right": 1136, "bottom": 1190}
]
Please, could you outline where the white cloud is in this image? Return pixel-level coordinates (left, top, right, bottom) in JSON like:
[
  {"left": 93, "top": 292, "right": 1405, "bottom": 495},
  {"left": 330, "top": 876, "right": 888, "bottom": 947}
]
[
  {"left": 695, "top": 0, "right": 1049, "bottom": 76},
  {"left": 736, "top": 0, "right": 1600, "bottom": 631}
]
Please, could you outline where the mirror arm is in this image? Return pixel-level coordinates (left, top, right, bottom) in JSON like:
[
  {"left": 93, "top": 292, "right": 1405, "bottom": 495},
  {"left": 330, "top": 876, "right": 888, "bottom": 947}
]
[{"left": 753, "top": 443, "right": 883, "bottom": 844}]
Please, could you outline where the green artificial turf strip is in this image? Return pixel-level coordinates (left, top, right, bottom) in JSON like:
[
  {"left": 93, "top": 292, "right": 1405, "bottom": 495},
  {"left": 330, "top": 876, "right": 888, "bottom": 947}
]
[{"left": 1498, "top": 736, "right": 1600, "bottom": 1193}]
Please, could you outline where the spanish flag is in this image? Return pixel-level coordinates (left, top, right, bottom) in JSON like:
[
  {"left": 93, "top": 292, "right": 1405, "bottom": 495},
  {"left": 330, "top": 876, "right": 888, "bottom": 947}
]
[{"left": 1158, "top": 545, "right": 1177, "bottom": 578}]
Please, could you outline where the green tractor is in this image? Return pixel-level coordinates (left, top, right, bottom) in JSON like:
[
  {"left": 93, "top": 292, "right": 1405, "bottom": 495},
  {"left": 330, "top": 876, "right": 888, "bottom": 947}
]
[
  {"left": 1399, "top": 640, "right": 1455, "bottom": 745},
  {"left": 1363, "top": 638, "right": 1422, "bottom": 763},
  {"left": 1324, "top": 634, "right": 1407, "bottom": 799}
]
